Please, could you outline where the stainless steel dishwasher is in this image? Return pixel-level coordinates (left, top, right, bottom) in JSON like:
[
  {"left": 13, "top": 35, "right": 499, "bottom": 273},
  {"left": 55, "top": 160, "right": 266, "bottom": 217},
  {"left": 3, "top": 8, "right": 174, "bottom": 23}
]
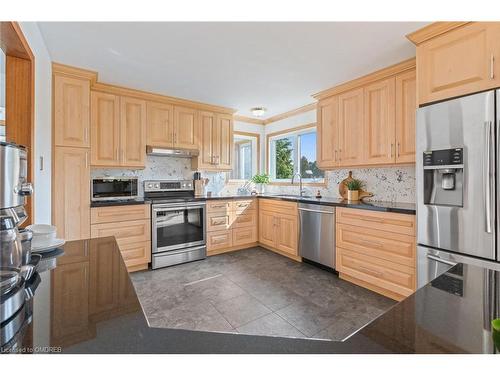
[{"left": 298, "top": 202, "right": 336, "bottom": 269}]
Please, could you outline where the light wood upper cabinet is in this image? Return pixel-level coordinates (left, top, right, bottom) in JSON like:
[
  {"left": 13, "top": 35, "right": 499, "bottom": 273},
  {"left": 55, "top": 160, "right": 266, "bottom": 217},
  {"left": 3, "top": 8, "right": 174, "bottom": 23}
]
[
  {"left": 174, "top": 106, "right": 198, "bottom": 150},
  {"left": 54, "top": 75, "right": 90, "bottom": 148},
  {"left": 416, "top": 22, "right": 500, "bottom": 105},
  {"left": 53, "top": 147, "right": 90, "bottom": 241},
  {"left": 146, "top": 102, "right": 174, "bottom": 147},
  {"left": 197, "top": 111, "right": 216, "bottom": 168},
  {"left": 364, "top": 77, "right": 396, "bottom": 165},
  {"left": 91, "top": 91, "right": 120, "bottom": 166},
  {"left": 317, "top": 96, "right": 339, "bottom": 168},
  {"left": 120, "top": 97, "right": 146, "bottom": 168},
  {"left": 338, "top": 88, "right": 365, "bottom": 166},
  {"left": 216, "top": 114, "right": 233, "bottom": 170},
  {"left": 395, "top": 70, "right": 417, "bottom": 163},
  {"left": 193, "top": 111, "right": 233, "bottom": 171}
]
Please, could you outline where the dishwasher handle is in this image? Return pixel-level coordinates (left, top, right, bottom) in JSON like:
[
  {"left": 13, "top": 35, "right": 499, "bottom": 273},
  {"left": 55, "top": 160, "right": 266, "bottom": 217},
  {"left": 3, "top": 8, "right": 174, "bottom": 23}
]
[{"left": 298, "top": 207, "right": 335, "bottom": 214}]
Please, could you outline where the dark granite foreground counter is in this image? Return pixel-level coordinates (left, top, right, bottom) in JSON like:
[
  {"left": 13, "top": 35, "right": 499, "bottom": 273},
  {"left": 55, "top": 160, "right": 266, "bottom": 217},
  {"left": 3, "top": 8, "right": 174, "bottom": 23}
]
[{"left": 2, "top": 237, "right": 498, "bottom": 354}]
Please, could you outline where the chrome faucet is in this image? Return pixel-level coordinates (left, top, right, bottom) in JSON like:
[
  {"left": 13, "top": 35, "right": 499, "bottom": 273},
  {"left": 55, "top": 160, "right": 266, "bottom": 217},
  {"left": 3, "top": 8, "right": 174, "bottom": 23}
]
[{"left": 291, "top": 172, "right": 305, "bottom": 197}]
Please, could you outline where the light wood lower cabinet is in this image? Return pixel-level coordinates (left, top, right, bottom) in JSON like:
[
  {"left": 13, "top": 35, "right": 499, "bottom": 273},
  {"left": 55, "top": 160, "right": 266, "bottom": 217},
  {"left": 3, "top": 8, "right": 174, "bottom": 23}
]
[
  {"left": 90, "top": 204, "right": 151, "bottom": 272},
  {"left": 258, "top": 199, "right": 299, "bottom": 261},
  {"left": 206, "top": 199, "right": 258, "bottom": 256},
  {"left": 336, "top": 207, "right": 416, "bottom": 301}
]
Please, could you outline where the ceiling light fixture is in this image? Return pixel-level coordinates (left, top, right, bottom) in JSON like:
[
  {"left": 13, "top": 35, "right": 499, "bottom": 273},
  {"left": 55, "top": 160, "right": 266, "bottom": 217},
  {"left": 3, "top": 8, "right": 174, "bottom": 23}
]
[{"left": 250, "top": 107, "right": 267, "bottom": 117}]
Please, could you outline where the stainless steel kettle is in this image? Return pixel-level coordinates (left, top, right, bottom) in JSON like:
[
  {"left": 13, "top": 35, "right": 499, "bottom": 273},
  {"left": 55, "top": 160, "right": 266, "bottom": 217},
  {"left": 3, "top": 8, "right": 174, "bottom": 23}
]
[{"left": 0, "top": 215, "right": 22, "bottom": 295}]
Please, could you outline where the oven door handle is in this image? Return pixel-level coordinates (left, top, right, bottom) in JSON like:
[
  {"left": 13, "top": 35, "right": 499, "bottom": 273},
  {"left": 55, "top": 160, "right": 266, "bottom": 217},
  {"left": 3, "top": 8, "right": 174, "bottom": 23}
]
[{"left": 153, "top": 203, "right": 205, "bottom": 211}]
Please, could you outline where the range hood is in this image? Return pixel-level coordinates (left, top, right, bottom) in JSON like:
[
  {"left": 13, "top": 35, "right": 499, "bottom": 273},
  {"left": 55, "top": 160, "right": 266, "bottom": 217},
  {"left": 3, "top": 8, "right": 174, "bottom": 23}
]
[{"left": 146, "top": 145, "right": 199, "bottom": 158}]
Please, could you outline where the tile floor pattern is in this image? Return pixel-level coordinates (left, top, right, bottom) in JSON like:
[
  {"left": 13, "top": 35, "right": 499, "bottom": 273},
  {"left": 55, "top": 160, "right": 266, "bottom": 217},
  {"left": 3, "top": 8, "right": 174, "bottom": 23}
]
[{"left": 130, "top": 247, "right": 395, "bottom": 341}]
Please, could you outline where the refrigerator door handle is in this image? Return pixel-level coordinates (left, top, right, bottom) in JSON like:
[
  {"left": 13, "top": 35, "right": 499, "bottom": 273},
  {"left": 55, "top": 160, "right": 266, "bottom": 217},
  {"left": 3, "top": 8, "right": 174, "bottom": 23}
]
[{"left": 484, "top": 120, "right": 494, "bottom": 233}]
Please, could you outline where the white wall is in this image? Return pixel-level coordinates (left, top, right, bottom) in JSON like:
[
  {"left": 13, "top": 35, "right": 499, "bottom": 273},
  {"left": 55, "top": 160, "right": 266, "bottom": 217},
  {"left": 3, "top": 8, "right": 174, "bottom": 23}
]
[{"left": 19, "top": 22, "right": 52, "bottom": 225}]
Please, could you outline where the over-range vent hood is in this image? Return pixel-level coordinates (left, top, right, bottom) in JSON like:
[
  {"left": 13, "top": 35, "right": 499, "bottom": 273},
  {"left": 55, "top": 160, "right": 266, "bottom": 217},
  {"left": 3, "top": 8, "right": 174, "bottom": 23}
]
[{"left": 146, "top": 145, "right": 199, "bottom": 158}]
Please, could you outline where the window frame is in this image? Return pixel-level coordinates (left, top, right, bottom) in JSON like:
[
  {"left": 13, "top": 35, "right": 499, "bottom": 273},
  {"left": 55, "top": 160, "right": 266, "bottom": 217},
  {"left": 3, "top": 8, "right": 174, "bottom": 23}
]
[
  {"left": 266, "top": 123, "right": 326, "bottom": 186},
  {"left": 228, "top": 131, "right": 261, "bottom": 183}
]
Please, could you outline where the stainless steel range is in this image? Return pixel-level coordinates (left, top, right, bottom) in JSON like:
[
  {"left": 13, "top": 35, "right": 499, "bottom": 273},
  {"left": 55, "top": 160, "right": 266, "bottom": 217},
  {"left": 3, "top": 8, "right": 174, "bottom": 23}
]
[{"left": 144, "top": 180, "right": 206, "bottom": 269}]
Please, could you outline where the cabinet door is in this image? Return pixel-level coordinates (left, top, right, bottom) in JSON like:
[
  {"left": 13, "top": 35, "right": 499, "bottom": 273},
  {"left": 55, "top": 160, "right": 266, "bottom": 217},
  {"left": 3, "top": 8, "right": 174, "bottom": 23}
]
[
  {"left": 258, "top": 210, "right": 276, "bottom": 248},
  {"left": 216, "top": 114, "right": 233, "bottom": 170},
  {"left": 54, "top": 75, "right": 90, "bottom": 148},
  {"left": 364, "top": 78, "right": 396, "bottom": 165},
  {"left": 317, "top": 96, "right": 338, "bottom": 168},
  {"left": 51, "top": 262, "right": 90, "bottom": 346},
  {"left": 91, "top": 91, "right": 120, "bottom": 166},
  {"left": 338, "top": 88, "right": 365, "bottom": 166},
  {"left": 198, "top": 111, "right": 216, "bottom": 168},
  {"left": 120, "top": 97, "right": 146, "bottom": 168},
  {"left": 173, "top": 106, "right": 198, "bottom": 150},
  {"left": 276, "top": 214, "right": 298, "bottom": 256},
  {"left": 53, "top": 147, "right": 90, "bottom": 241},
  {"left": 417, "top": 22, "right": 500, "bottom": 104},
  {"left": 395, "top": 69, "right": 417, "bottom": 164},
  {"left": 146, "top": 101, "right": 174, "bottom": 147}
]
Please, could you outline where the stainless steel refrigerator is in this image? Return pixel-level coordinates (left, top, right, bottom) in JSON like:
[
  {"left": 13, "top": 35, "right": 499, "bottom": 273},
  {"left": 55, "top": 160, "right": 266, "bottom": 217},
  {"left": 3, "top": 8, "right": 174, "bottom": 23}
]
[{"left": 416, "top": 90, "right": 500, "bottom": 287}]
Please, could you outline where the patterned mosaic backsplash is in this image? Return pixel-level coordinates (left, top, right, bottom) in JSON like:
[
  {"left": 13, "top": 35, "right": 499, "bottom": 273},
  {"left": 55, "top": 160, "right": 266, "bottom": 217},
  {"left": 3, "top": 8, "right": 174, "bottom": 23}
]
[{"left": 91, "top": 156, "right": 416, "bottom": 203}]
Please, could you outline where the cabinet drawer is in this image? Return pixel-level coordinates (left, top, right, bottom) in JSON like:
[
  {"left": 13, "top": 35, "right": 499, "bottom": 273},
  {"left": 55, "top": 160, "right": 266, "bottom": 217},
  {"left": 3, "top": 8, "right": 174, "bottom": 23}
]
[
  {"left": 91, "top": 204, "right": 150, "bottom": 224},
  {"left": 206, "top": 200, "right": 232, "bottom": 213},
  {"left": 91, "top": 219, "right": 151, "bottom": 246},
  {"left": 232, "top": 210, "right": 257, "bottom": 228},
  {"left": 206, "top": 212, "right": 232, "bottom": 232},
  {"left": 232, "top": 227, "right": 257, "bottom": 246},
  {"left": 337, "top": 224, "right": 416, "bottom": 267},
  {"left": 258, "top": 199, "right": 297, "bottom": 216},
  {"left": 207, "top": 230, "right": 233, "bottom": 251},
  {"left": 120, "top": 241, "right": 151, "bottom": 268},
  {"left": 337, "top": 247, "right": 415, "bottom": 298},
  {"left": 232, "top": 199, "right": 257, "bottom": 213},
  {"left": 336, "top": 208, "right": 415, "bottom": 236}
]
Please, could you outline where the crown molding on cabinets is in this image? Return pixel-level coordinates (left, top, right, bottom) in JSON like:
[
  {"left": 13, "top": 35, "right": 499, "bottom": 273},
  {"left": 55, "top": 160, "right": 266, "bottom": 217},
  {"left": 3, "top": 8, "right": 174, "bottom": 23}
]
[
  {"left": 406, "top": 22, "right": 471, "bottom": 45},
  {"left": 262, "top": 103, "right": 317, "bottom": 125},
  {"left": 51, "top": 62, "right": 236, "bottom": 115},
  {"left": 233, "top": 115, "right": 265, "bottom": 125},
  {"left": 312, "top": 58, "right": 416, "bottom": 101}
]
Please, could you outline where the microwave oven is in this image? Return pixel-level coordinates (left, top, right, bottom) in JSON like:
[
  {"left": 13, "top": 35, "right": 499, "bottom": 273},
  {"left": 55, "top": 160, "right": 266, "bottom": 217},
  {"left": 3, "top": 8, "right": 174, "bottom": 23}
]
[{"left": 91, "top": 177, "right": 139, "bottom": 201}]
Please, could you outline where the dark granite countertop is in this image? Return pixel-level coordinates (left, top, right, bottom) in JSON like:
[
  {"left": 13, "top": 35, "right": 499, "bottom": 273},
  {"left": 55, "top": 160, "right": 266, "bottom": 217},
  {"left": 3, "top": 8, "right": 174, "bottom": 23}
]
[
  {"left": 2, "top": 237, "right": 498, "bottom": 354},
  {"left": 88, "top": 193, "right": 414, "bottom": 214}
]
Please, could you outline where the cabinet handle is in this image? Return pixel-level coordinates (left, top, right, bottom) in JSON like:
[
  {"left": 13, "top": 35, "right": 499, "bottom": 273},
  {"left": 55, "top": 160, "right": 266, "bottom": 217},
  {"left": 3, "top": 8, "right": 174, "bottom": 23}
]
[
  {"left": 359, "top": 239, "right": 383, "bottom": 249},
  {"left": 491, "top": 54, "right": 495, "bottom": 79},
  {"left": 116, "top": 148, "right": 119, "bottom": 161},
  {"left": 334, "top": 150, "right": 338, "bottom": 162},
  {"left": 84, "top": 127, "right": 89, "bottom": 143},
  {"left": 390, "top": 143, "right": 394, "bottom": 158},
  {"left": 338, "top": 149, "right": 342, "bottom": 161},
  {"left": 397, "top": 142, "right": 400, "bottom": 159}
]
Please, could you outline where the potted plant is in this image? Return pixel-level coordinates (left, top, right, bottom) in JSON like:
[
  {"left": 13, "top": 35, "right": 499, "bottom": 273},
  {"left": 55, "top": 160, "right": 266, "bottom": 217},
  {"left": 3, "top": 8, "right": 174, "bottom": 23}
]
[
  {"left": 251, "top": 173, "right": 270, "bottom": 194},
  {"left": 346, "top": 179, "right": 363, "bottom": 201}
]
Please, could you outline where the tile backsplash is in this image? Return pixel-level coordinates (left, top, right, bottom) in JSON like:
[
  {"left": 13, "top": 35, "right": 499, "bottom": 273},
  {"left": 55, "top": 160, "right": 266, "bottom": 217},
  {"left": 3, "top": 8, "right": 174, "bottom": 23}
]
[{"left": 92, "top": 156, "right": 415, "bottom": 203}]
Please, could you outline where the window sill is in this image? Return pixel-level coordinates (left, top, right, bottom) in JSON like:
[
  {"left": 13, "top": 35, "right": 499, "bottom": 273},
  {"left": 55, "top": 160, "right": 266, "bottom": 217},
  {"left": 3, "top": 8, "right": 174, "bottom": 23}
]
[{"left": 268, "top": 181, "right": 327, "bottom": 187}]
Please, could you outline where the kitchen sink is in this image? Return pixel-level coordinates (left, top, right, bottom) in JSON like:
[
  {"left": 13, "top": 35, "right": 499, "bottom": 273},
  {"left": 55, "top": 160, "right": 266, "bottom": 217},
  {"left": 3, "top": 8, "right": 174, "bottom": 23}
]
[{"left": 272, "top": 194, "right": 313, "bottom": 199}]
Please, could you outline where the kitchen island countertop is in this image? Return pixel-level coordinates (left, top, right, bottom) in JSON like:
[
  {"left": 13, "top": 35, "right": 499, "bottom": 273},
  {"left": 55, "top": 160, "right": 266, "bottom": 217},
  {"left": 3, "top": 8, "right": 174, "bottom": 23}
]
[{"left": 2, "top": 237, "right": 498, "bottom": 354}]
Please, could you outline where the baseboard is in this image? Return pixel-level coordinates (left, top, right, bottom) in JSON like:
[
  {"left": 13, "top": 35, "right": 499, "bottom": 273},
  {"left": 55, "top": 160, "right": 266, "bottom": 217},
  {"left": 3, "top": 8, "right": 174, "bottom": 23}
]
[
  {"left": 128, "top": 263, "right": 148, "bottom": 273},
  {"left": 207, "top": 242, "right": 259, "bottom": 256},
  {"left": 339, "top": 273, "right": 404, "bottom": 301},
  {"left": 257, "top": 244, "right": 302, "bottom": 262}
]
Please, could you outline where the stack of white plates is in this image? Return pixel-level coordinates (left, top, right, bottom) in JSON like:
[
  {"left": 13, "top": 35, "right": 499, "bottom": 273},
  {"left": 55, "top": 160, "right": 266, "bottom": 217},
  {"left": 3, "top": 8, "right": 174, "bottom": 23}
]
[{"left": 27, "top": 224, "right": 65, "bottom": 253}]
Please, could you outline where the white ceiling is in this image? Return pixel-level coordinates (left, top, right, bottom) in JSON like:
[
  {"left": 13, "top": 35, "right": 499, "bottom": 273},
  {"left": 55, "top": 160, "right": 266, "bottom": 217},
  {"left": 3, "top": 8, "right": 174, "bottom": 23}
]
[{"left": 37, "top": 22, "right": 427, "bottom": 118}]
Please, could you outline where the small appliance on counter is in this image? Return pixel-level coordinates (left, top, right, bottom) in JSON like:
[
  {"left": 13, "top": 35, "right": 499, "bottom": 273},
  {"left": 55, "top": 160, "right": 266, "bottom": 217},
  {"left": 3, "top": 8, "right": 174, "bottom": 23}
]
[
  {"left": 0, "top": 141, "right": 34, "bottom": 327},
  {"left": 144, "top": 180, "right": 206, "bottom": 269},
  {"left": 91, "top": 177, "right": 139, "bottom": 202}
]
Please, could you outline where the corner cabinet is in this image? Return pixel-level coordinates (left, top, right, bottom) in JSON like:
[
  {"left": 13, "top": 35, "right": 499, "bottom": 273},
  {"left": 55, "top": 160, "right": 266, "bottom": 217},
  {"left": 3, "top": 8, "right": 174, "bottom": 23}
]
[
  {"left": 316, "top": 61, "right": 416, "bottom": 169},
  {"left": 192, "top": 112, "right": 233, "bottom": 171},
  {"left": 412, "top": 22, "right": 500, "bottom": 105},
  {"left": 91, "top": 92, "right": 146, "bottom": 168}
]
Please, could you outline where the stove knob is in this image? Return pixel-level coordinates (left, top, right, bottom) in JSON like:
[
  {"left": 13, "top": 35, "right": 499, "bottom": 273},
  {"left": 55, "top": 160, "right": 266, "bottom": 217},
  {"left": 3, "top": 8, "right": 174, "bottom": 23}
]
[
  {"left": 147, "top": 183, "right": 153, "bottom": 189},
  {"left": 155, "top": 184, "right": 160, "bottom": 189}
]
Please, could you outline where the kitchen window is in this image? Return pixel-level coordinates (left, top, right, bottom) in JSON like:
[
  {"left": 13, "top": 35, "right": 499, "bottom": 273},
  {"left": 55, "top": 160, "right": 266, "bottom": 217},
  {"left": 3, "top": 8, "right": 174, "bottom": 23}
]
[
  {"left": 268, "top": 126, "right": 325, "bottom": 183},
  {"left": 230, "top": 132, "right": 260, "bottom": 181}
]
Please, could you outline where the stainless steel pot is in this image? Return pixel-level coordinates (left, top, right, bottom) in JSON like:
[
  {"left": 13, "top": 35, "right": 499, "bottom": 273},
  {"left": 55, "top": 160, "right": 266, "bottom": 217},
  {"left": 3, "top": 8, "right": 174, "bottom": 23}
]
[{"left": 0, "top": 141, "right": 33, "bottom": 210}]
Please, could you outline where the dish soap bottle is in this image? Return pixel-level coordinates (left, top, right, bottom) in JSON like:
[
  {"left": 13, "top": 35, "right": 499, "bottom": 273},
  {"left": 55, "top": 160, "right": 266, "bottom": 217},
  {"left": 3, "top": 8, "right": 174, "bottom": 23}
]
[{"left": 316, "top": 190, "right": 322, "bottom": 199}]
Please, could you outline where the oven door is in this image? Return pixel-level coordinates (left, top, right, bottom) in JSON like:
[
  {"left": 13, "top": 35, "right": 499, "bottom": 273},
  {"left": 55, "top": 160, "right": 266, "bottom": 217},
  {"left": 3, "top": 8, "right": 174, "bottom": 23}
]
[{"left": 152, "top": 202, "right": 205, "bottom": 253}]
